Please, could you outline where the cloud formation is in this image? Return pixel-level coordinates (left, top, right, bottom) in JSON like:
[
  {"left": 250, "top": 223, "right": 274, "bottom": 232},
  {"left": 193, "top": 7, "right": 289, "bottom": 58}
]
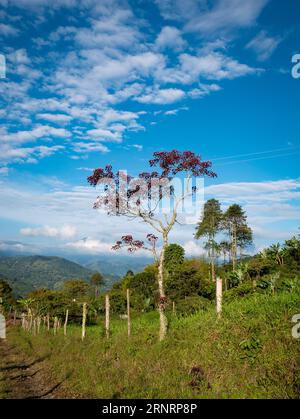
[
  {"left": 0, "top": 0, "right": 264, "bottom": 167},
  {"left": 20, "top": 224, "right": 77, "bottom": 239}
]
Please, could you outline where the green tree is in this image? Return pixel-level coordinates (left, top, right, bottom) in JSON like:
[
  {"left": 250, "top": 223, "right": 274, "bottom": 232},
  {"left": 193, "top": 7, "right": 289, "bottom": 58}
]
[
  {"left": 91, "top": 272, "right": 105, "bottom": 297},
  {"left": 261, "top": 243, "right": 284, "bottom": 266},
  {"left": 237, "top": 225, "right": 253, "bottom": 258},
  {"left": 0, "top": 279, "right": 14, "bottom": 313},
  {"left": 223, "top": 204, "right": 252, "bottom": 271},
  {"left": 165, "top": 259, "right": 213, "bottom": 301},
  {"left": 219, "top": 240, "right": 231, "bottom": 265},
  {"left": 195, "top": 199, "right": 222, "bottom": 281},
  {"left": 164, "top": 243, "right": 185, "bottom": 277},
  {"left": 63, "top": 279, "right": 90, "bottom": 302},
  {"left": 283, "top": 236, "right": 300, "bottom": 263}
]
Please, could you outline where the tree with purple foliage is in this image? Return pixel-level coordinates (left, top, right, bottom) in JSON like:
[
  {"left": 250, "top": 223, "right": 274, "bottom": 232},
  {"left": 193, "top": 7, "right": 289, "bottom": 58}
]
[{"left": 88, "top": 150, "right": 216, "bottom": 340}]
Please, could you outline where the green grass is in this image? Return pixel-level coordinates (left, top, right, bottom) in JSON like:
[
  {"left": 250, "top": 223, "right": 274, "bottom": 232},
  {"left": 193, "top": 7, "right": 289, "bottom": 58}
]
[{"left": 6, "top": 290, "right": 300, "bottom": 398}]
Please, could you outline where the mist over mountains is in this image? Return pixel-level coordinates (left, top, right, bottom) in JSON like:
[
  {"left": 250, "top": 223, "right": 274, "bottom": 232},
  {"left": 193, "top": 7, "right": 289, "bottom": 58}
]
[{"left": 0, "top": 240, "right": 151, "bottom": 296}]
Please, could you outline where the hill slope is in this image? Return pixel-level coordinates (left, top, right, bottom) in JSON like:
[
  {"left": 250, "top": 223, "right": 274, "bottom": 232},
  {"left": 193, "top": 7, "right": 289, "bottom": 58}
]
[
  {"left": 0, "top": 255, "right": 94, "bottom": 295},
  {"left": 83, "top": 255, "right": 150, "bottom": 277},
  {"left": 5, "top": 289, "right": 300, "bottom": 398}
]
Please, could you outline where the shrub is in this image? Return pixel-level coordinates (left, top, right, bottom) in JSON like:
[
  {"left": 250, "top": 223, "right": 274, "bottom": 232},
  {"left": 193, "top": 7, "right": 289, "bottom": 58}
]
[
  {"left": 173, "top": 296, "right": 211, "bottom": 317},
  {"left": 224, "top": 282, "right": 254, "bottom": 301}
]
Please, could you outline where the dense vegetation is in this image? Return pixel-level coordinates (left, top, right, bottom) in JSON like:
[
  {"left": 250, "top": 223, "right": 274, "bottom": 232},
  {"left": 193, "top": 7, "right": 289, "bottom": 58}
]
[
  {"left": 3, "top": 289, "right": 300, "bottom": 398},
  {"left": 0, "top": 255, "right": 103, "bottom": 296},
  {"left": 1, "top": 199, "right": 300, "bottom": 399}
]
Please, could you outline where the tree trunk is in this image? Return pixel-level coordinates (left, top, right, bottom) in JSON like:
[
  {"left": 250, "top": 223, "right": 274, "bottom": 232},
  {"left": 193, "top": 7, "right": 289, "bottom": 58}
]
[
  {"left": 47, "top": 313, "right": 50, "bottom": 331},
  {"left": 158, "top": 239, "right": 168, "bottom": 341},
  {"left": 127, "top": 289, "right": 131, "bottom": 337},
  {"left": 216, "top": 277, "right": 222, "bottom": 318},
  {"left": 211, "top": 255, "right": 216, "bottom": 282},
  {"left": 82, "top": 303, "right": 87, "bottom": 341},
  {"left": 231, "top": 223, "right": 237, "bottom": 271},
  {"left": 105, "top": 294, "right": 110, "bottom": 339},
  {"left": 64, "top": 309, "right": 69, "bottom": 336},
  {"left": 13, "top": 310, "right": 17, "bottom": 325}
]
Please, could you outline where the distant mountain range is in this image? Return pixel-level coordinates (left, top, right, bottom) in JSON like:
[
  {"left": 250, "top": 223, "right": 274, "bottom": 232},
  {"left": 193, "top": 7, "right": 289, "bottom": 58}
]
[
  {"left": 0, "top": 255, "right": 93, "bottom": 296},
  {"left": 0, "top": 255, "right": 120, "bottom": 296},
  {"left": 79, "top": 256, "right": 151, "bottom": 277},
  {"left": 0, "top": 240, "right": 151, "bottom": 276},
  {"left": 0, "top": 240, "right": 40, "bottom": 257},
  {"left": 0, "top": 240, "right": 150, "bottom": 296}
]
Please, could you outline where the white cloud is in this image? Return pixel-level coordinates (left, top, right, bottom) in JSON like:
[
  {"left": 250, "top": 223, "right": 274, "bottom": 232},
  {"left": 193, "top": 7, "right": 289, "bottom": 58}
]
[
  {"left": 136, "top": 87, "right": 185, "bottom": 104},
  {"left": 65, "top": 238, "right": 113, "bottom": 254},
  {"left": 155, "top": 26, "right": 186, "bottom": 51},
  {"left": 20, "top": 224, "right": 77, "bottom": 239},
  {"left": 154, "top": 0, "right": 205, "bottom": 22},
  {"left": 205, "top": 179, "right": 300, "bottom": 204},
  {"left": 246, "top": 30, "right": 282, "bottom": 61},
  {"left": 0, "top": 176, "right": 299, "bottom": 257},
  {"left": 0, "top": 23, "right": 19, "bottom": 36},
  {"left": 132, "top": 144, "right": 143, "bottom": 151},
  {"left": 72, "top": 142, "right": 110, "bottom": 154},
  {"left": 179, "top": 52, "right": 259, "bottom": 81},
  {"left": 0, "top": 144, "right": 64, "bottom": 164},
  {"left": 1, "top": 125, "right": 71, "bottom": 144},
  {"left": 8, "top": 48, "right": 30, "bottom": 65},
  {"left": 155, "top": 0, "right": 269, "bottom": 35},
  {"left": 75, "top": 9, "right": 141, "bottom": 49},
  {"left": 36, "top": 113, "right": 72, "bottom": 123},
  {"left": 0, "top": 0, "right": 265, "bottom": 168},
  {"left": 87, "top": 128, "right": 122, "bottom": 143},
  {"left": 183, "top": 240, "right": 206, "bottom": 257},
  {"left": 77, "top": 167, "right": 94, "bottom": 172},
  {"left": 188, "top": 83, "right": 221, "bottom": 98},
  {"left": 185, "top": 0, "right": 269, "bottom": 34},
  {"left": 0, "top": 167, "right": 9, "bottom": 176}
]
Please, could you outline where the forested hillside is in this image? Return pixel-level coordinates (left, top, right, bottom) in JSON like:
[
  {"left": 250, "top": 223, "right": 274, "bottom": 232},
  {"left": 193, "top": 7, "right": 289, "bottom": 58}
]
[{"left": 0, "top": 256, "right": 95, "bottom": 295}]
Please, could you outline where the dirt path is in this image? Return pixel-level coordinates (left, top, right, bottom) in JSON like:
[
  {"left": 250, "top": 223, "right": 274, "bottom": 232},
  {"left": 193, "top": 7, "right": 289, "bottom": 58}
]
[{"left": 0, "top": 339, "right": 68, "bottom": 399}]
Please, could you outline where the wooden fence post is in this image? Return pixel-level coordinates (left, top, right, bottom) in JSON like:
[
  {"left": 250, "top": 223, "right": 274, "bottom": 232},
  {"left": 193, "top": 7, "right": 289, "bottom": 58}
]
[
  {"left": 32, "top": 318, "right": 37, "bottom": 336},
  {"left": 0, "top": 313, "right": 6, "bottom": 340},
  {"left": 21, "top": 313, "right": 25, "bottom": 330},
  {"left": 37, "top": 316, "right": 41, "bottom": 334},
  {"left": 64, "top": 309, "right": 69, "bottom": 337},
  {"left": 29, "top": 309, "right": 33, "bottom": 332},
  {"left": 105, "top": 294, "right": 110, "bottom": 339},
  {"left": 216, "top": 277, "right": 222, "bottom": 318},
  {"left": 47, "top": 313, "right": 50, "bottom": 331},
  {"left": 82, "top": 303, "right": 87, "bottom": 341},
  {"left": 54, "top": 316, "right": 58, "bottom": 335},
  {"left": 24, "top": 314, "right": 28, "bottom": 331},
  {"left": 127, "top": 289, "right": 131, "bottom": 337}
]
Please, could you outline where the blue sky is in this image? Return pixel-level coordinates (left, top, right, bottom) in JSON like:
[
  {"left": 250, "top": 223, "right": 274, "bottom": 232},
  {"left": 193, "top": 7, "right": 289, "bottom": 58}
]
[{"left": 0, "top": 0, "right": 300, "bottom": 258}]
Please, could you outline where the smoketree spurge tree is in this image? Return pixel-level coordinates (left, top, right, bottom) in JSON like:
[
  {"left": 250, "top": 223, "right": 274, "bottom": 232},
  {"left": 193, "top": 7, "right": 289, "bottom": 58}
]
[{"left": 88, "top": 150, "right": 216, "bottom": 340}]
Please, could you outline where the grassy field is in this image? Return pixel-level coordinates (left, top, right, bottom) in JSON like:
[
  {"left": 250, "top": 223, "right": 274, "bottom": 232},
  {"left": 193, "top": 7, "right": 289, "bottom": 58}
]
[{"left": 4, "top": 290, "right": 300, "bottom": 399}]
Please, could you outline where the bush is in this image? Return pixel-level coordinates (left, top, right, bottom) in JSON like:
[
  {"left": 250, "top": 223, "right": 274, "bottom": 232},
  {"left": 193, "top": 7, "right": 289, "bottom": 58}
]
[
  {"left": 173, "top": 296, "right": 211, "bottom": 317},
  {"left": 224, "top": 282, "right": 254, "bottom": 301}
]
